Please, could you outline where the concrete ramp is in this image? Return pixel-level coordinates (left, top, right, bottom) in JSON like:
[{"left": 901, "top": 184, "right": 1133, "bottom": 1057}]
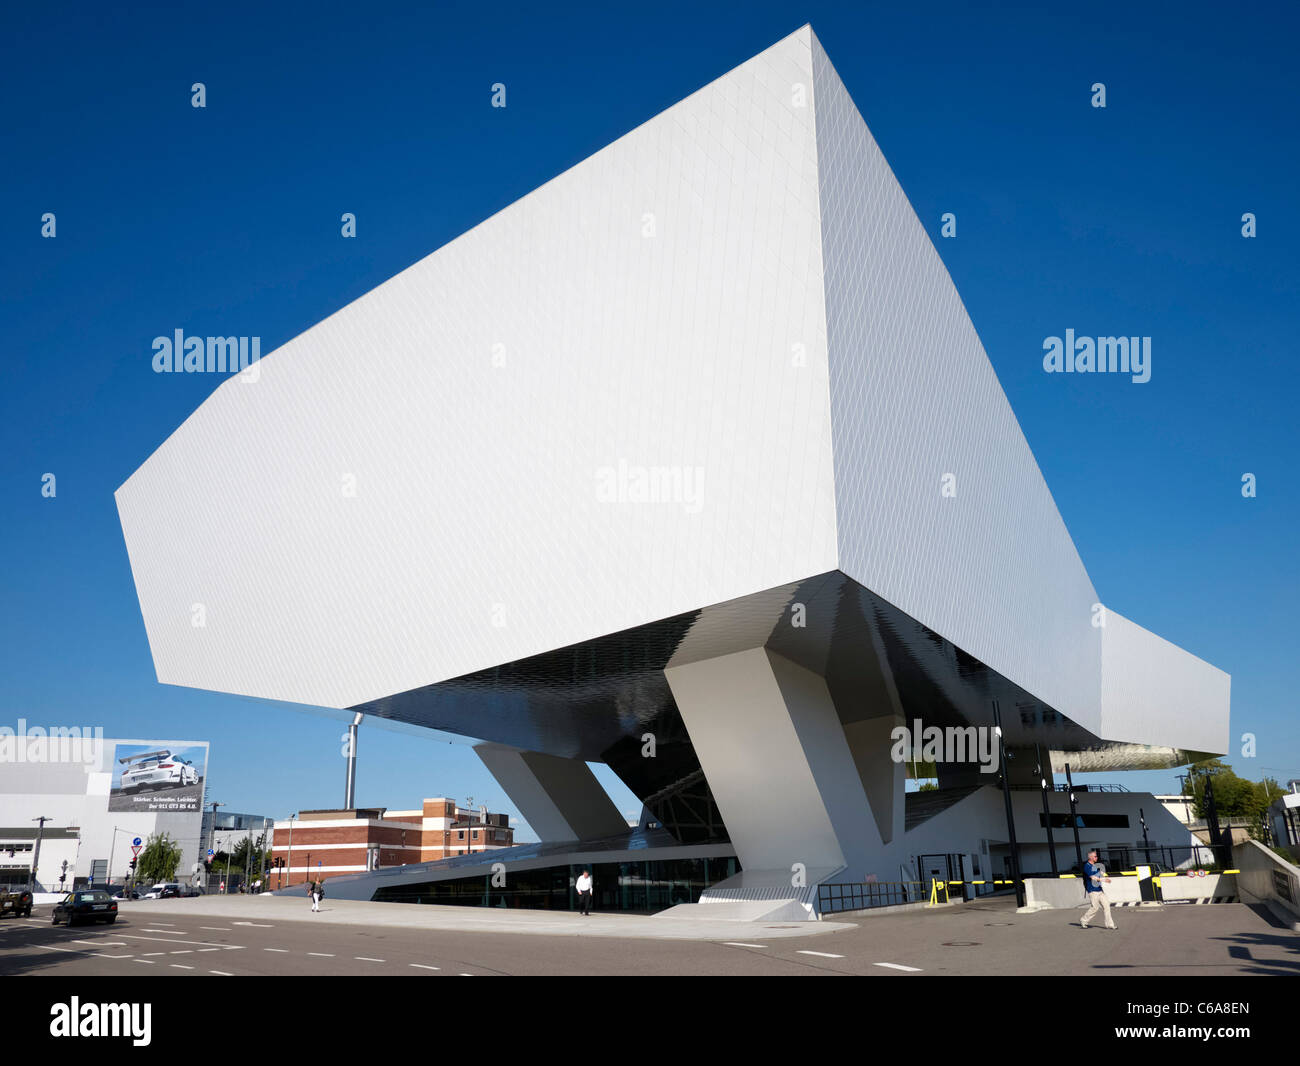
[{"left": 656, "top": 899, "right": 814, "bottom": 922}]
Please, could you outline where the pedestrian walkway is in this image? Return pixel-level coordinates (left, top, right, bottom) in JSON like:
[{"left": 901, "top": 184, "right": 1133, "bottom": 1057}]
[{"left": 114, "top": 894, "right": 854, "bottom": 940}]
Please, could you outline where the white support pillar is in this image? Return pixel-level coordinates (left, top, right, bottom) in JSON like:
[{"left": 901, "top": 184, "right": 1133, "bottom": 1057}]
[
  {"left": 665, "top": 647, "right": 886, "bottom": 890},
  {"left": 474, "top": 744, "right": 628, "bottom": 843},
  {"left": 844, "top": 714, "right": 906, "bottom": 846}
]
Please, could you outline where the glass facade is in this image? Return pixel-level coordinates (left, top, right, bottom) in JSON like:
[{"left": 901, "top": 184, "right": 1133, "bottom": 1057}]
[{"left": 373, "top": 856, "right": 740, "bottom": 913}]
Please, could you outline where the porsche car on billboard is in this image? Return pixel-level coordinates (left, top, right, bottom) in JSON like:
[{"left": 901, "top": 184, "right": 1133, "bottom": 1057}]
[{"left": 108, "top": 742, "right": 207, "bottom": 812}]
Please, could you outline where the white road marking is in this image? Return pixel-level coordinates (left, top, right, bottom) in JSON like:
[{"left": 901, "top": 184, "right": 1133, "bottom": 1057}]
[
  {"left": 134, "top": 959, "right": 154, "bottom": 965},
  {"left": 33, "top": 944, "right": 76, "bottom": 953},
  {"left": 169, "top": 950, "right": 193, "bottom": 954},
  {"left": 307, "top": 952, "right": 335, "bottom": 957},
  {"left": 148, "top": 922, "right": 176, "bottom": 927},
  {"left": 198, "top": 948, "right": 220, "bottom": 952},
  {"left": 91, "top": 953, "right": 134, "bottom": 959},
  {"left": 874, "top": 962, "right": 922, "bottom": 972},
  {"left": 410, "top": 964, "right": 440, "bottom": 971},
  {"left": 796, "top": 950, "right": 845, "bottom": 959},
  {"left": 354, "top": 956, "right": 384, "bottom": 962},
  {"left": 264, "top": 948, "right": 288, "bottom": 953},
  {"left": 118, "top": 934, "right": 231, "bottom": 949},
  {"left": 200, "top": 926, "right": 231, "bottom": 931},
  {"left": 459, "top": 973, "right": 473, "bottom": 976},
  {"left": 723, "top": 942, "right": 768, "bottom": 949},
  {"left": 210, "top": 970, "right": 233, "bottom": 976},
  {"left": 170, "top": 964, "right": 194, "bottom": 970},
  {"left": 232, "top": 921, "right": 273, "bottom": 927},
  {"left": 142, "top": 952, "right": 165, "bottom": 957}
]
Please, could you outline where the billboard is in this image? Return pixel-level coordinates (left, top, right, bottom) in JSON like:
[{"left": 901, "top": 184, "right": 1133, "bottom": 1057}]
[{"left": 107, "top": 741, "right": 207, "bottom": 813}]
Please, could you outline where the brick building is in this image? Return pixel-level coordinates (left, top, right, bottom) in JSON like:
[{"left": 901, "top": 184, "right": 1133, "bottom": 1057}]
[{"left": 269, "top": 798, "right": 512, "bottom": 887}]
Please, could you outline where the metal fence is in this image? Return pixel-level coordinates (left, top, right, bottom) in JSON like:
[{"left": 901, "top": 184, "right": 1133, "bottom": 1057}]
[
  {"left": 817, "top": 880, "right": 927, "bottom": 914},
  {"left": 1099, "top": 843, "right": 1218, "bottom": 872}
]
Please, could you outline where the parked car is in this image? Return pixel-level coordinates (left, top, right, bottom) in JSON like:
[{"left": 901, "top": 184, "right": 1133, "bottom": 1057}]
[
  {"left": 142, "top": 882, "right": 182, "bottom": 899},
  {"left": 52, "top": 890, "right": 118, "bottom": 926},
  {"left": 112, "top": 886, "right": 141, "bottom": 900},
  {"left": 118, "top": 749, "right": 200, "bottom": 792},
  {"left": 0, "top": 888, "right": 33, "bottom": 918}
]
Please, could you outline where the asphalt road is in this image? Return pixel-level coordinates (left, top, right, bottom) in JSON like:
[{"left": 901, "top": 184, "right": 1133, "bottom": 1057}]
[{"left": 2, "top": 896, "right": 1295, "bottom": 977}]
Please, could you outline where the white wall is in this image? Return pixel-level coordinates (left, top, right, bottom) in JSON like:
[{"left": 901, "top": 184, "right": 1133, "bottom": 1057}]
[{"left": 116, "top": 26, "right": 837, "bottom": 711}]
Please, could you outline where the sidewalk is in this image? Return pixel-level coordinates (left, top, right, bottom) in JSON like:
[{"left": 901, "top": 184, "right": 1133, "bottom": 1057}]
[{"left": 114, "top": 893, "right": 855, "bottom": 940}]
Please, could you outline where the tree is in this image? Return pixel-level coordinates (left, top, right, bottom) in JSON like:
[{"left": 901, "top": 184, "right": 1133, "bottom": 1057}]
[
  {"left": 231, "top": 833, "right": 267, "bottom": 877},
  {"left": 136, "top": 832, "right": 182, "bottom": 882},
  {"left": 1183, "top": 760, "right": 1285, "bottom": 839}
]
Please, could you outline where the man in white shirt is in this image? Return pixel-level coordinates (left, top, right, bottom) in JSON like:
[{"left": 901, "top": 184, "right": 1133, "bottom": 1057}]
[{"left": 575, "top": 870, "right": 593, "bottom": 916}]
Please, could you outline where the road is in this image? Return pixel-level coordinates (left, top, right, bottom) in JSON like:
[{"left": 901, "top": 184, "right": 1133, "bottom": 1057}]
[{"left": 1, "top": 895, "right": 1295, "bottom": 977}]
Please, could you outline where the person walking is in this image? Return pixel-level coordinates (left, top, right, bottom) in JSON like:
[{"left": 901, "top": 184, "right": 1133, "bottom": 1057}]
[
  {"left": 575, "top": 869, "right": 593, "bottom": 916},
  {"left": 1080, "top": 849, "right": 1116, "bottom": 929},
  {"left": 309, "top": 877, "right": 323, "bottom": 912}
]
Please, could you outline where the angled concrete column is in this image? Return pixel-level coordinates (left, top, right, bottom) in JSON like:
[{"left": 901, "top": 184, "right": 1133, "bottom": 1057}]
[
  {"left": 843, "top": 714, "right": 905, "bottom": 845},
  {"left": 474, "top": 743, "right": 628, "bottom": 843},
  {"left": 665, "top": 647, "right": 884, "bottom": 886}
]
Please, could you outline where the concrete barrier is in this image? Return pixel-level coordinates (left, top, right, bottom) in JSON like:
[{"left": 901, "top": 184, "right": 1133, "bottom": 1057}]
[
  {"left": 1025, "top": 871, "right": 1236, "bottom": 909},
  {"left": 1233, "top": 839, "right": 1300, "bottom": 930},
  {"left": 1157, "top": 872, "right": 1235, "bottom": 903}
]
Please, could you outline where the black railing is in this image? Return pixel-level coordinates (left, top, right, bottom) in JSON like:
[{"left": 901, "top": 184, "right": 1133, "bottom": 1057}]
[
  {"left": 817, "top": 881, "right": 923, "bottom": 914},
  {"left": 1098, "top": 843, "right": 1217, "bottom": 873}
]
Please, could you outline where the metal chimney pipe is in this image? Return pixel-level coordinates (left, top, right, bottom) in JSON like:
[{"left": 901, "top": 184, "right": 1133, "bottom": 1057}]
[{"left": 344, "top": 712, "right": 363, "bottom": 808}]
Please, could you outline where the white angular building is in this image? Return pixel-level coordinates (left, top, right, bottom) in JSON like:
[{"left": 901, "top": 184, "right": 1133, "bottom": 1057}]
[{"left": 117, "top": 27, "right": 1229, "bottom": 917}]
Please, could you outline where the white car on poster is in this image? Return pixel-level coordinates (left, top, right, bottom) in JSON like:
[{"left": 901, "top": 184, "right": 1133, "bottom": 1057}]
[{"left": 118, "top": 750, "right": 200, "bottom": 792}]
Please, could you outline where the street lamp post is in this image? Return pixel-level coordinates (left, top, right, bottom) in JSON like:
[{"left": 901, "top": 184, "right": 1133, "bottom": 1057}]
[
  {"left": 1036, "top": 745, "right": 1059, "bottom": 878},
  {"left": 29, "top": 817, "right": 51, "bottom": 893},
  {"left": 1064, "top": 763, "right": 1084, "bottom": 867},
  {"left": 991, "top": 702, "right": 1025, "bottom": 908},
  {"left": 286, "top": 813, "right": 297, "bottom": 889},
  {"left": 207, "top": 801, "right": 224, "bottom": 891},
  {"left": 106, "top": 826, "right": 135, "bottom": 890}
]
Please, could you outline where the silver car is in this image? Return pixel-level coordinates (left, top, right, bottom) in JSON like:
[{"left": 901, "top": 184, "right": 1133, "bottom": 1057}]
[{"left": 119, "top": 750, "right": 199, "bottom": 792}]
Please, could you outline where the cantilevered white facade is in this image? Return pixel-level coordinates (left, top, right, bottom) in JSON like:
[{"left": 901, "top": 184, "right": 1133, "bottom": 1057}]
[{"left": 117, "top": 26, "right": 1229, "bottom": 908}]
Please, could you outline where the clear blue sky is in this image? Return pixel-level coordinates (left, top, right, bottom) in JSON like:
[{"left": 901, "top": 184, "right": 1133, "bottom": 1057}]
[{"left": 2, "top": 1, "right": 1296, "bottom": 835}]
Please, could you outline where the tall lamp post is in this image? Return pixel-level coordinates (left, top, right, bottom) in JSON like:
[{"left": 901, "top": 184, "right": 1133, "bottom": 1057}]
[
  {"left": 206, "top": 801, "right": 224, "bottom": 890},
  {"left": 29, "top": 816, "right": 51, "bottom": 893},
  {"left": 1036, "top": 745, "right": 1059, "bottom": 877},
  {"left": 106, "top": 826, "right": 135, "bottom": 890},
  {"left": 991, "top": 702, "right": 1025, "bottom": 908},
  {"left": 286, "top": 813, "right": 297, "bottom": 889},
  {"left": 1064, "top": 764, "right": 1084, "bottom": 867}
]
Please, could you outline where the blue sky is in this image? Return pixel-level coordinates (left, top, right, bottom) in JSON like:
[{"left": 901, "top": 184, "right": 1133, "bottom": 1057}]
[{"left": 2, "top": 1, "right": 1296, "bottom": 835}]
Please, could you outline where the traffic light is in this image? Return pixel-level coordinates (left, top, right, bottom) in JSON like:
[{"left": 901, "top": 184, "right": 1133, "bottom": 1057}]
[{"left": 129, "top": 858, "right": 137, "bottom": 871}]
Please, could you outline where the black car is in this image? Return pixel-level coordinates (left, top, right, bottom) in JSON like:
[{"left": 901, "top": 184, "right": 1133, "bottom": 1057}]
[
  {"left": 0, "top": 889, "right": 33, "bottom": 918},
  {"left": 51, "top": 890, "right": 118, "bottom": 926}
]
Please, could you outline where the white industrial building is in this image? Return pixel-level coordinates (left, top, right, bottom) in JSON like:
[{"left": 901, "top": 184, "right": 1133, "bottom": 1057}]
[
  {"left": 0, "top": 733, "right": 207, "bottom": 892},
  {"left": 115, "top": 27, "right": 1228, "bottom": 917}
]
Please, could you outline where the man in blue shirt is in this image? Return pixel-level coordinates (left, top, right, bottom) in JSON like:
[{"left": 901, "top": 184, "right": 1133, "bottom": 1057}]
[{"left": 1080, "top": 849, "right": 1116, "bottom": 929}]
